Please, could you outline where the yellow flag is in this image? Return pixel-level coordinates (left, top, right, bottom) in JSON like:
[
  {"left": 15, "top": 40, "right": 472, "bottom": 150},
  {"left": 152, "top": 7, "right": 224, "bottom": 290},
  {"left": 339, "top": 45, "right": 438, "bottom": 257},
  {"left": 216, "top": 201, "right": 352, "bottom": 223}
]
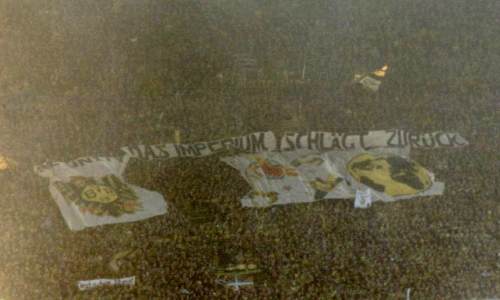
[
  {"left": 373, "top": 65, "right": 388, "bottom": 77},
  {"left": 0, "top": 155, "right": 9, "bottom": 170}
]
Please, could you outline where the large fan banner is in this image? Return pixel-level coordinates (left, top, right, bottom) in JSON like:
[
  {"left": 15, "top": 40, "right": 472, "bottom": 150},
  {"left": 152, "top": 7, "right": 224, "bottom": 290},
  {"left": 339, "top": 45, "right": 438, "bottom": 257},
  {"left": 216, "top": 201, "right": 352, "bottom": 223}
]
[
  {"left": 34, "top": 129, "right": 467, "bottom": 229},
  {"left": 221, "top": 150, "right": 352, "bottom": 207},
  {"left": 35, "top": 156, "right": 167, "bottom": 231},
  {"left": 120, "top": 130, "right": 468, "bottom": 161},
  {"left": 223, "top": 147, "right": 444, "bottom": 207},
  {"left": 326, "top": 147, "right": 445, "bottom": 202}
]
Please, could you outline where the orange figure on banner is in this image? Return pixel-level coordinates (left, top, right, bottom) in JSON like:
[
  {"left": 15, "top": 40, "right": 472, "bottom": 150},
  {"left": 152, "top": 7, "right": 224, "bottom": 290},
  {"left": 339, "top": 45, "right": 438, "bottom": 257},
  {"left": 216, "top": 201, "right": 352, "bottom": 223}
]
[
  {"left": 254, "top": 156, "right": 298, "bottom": 179},
  {"left": 246, "top": 156, "right": 298, "bottom": 180}
]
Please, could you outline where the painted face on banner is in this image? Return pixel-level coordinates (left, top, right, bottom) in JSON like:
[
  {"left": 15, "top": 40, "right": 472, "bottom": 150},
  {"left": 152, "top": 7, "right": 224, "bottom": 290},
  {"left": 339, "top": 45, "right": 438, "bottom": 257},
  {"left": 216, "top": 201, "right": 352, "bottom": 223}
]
[{"left": 347, "top": 153, "right": 432, "bottom": 197}]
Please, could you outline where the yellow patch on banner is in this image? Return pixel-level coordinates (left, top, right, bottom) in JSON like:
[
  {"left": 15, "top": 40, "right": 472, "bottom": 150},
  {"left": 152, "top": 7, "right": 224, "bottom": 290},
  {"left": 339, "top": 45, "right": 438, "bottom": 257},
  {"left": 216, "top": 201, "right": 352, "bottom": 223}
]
[
  {"left": 310, "top": 174, "right": 342, "bottom": 192},
  {"left": 249, "top": 190, "right": 279, "bottom": 203},
  {"left": 347, "top": 153, "right": 432, "bottom": 197}
]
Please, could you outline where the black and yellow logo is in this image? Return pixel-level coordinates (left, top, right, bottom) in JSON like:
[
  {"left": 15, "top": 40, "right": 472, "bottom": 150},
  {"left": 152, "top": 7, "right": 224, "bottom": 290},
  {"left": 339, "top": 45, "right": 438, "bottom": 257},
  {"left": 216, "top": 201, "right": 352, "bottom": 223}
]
[
  {"left": 347, "top": 153, "right": 432, "bottom": 197},
  {"left": 54, "top": 175, "right": 141, "bottom": 217},
  {"left": 81, "top": 184, "right": 119, "bottom": 203}
]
